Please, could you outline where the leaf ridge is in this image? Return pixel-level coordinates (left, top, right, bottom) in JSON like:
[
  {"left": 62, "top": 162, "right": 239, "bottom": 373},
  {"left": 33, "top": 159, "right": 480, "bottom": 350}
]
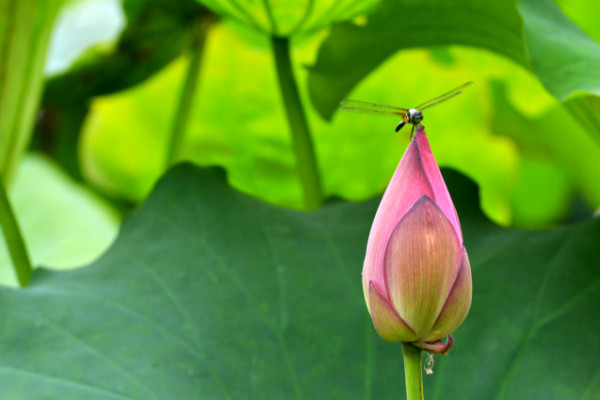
[
  {"left": 30, "top": 286, "right": 209, "bottom": 364},
  {"left": 259, "top": 216, "right": 304, "bottom": 400},
  {"left": 493, "top": 232, "right": 573, "bottom": 399},
  {"left": 533, "top": 275, "right": 600, "bottom": 333},
  {"left": 126, "top": 254, "right": 234, "bottom": 399},
  {"left": 580, "top": 366, "right": 600, "bottom": 400},
  {"left": 0, "top": 366, "right": 137, "bottom": 399},
  {"left": 26, "top": 307, "right": 160, "bottom": 400}
]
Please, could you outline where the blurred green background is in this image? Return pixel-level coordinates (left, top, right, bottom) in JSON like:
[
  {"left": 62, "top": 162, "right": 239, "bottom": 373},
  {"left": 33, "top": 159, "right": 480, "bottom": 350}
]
[{"left": 1, "top": 0, "right": 599, "bottom": 285}]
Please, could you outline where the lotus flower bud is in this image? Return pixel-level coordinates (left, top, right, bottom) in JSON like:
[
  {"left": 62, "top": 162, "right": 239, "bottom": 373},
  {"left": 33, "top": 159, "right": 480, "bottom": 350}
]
[{"left": 363, "top": 126, "right": 471, "bottom": 353}]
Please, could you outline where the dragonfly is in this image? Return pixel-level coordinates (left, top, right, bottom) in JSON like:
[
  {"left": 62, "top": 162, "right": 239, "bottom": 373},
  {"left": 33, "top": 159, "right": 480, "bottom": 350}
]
[{"left": 340, "top": 81, "right": 473, "bottom": 137}]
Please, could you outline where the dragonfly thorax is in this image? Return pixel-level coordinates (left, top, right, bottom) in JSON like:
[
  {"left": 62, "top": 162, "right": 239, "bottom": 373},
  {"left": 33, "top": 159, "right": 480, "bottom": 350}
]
[{"left": 406, "top": 108, "right": 423, "bottom": 125}]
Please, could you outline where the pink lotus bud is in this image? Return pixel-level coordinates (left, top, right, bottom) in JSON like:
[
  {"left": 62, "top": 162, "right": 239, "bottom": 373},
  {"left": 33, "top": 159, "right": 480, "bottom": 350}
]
[{"left": 363, "top": 126, "right": 472, "bottom": 353}]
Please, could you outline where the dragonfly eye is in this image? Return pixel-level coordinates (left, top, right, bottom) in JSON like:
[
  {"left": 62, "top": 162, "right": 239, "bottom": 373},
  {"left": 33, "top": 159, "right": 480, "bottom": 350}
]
[{"left": 414, "top": 113, "right": 423, "bottom": 122}]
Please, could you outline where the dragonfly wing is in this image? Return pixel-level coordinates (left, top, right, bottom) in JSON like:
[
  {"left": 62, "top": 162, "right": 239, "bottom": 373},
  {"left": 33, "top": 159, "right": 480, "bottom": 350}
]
[
  {"left": 340, "top": 99, "right": 407, "bottom": 113},
  {"left": 339, "top": 106, "right": 406, "bottom": 117},
  {"left": 419, "top": 91, "right": 464, "bottom": 111},
  {"left": 415, "top": 81, "right": 473, "bottom": 109}
]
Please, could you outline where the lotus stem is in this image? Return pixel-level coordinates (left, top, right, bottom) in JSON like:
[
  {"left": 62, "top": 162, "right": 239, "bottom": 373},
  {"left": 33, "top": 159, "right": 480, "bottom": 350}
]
[
  {"left": 166, "top": 15, "right": 213, "bottom": 166},
  {"left": 0, "top": 178, "right": 32, "bottom": 286},
  {"left": 402, "top": 343, "right": 424, "bottom": 400},
  {"left": 271, "top": 35, "right": 323, "bottom": 209}
]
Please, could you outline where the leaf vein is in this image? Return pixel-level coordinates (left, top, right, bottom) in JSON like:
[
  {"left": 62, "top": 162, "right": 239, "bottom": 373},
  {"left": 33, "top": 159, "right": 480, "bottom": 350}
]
[
  {"left": 126, "top": 254, "right": 234, "bottom": 400},
  {"left": 0, "top": 366, "right": 137, "bottom": 399}
]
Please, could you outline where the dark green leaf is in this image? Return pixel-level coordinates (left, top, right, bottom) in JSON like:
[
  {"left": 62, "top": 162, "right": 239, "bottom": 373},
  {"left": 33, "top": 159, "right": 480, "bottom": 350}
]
[
  {"left": 0, "top": 165, "right": 597, "bottom": 398},
  {"left": 43, "top": 0, "right": 209, "bottom": 106},
  {"left": 38, "top": 0, "right": 212, "bottom": 182}
]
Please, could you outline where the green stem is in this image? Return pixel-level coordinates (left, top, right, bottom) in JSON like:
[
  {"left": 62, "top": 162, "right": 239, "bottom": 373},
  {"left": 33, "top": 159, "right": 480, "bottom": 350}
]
[
  {"left": 402, "top": 343, "right": 424, "bottom": 400},
  {"left": 0, "top": 178, "right": 32, "bottom": 286},
  {"left": 166, "top": 17, "right": 212, "bottom": 167},
  {"left": 0, "top": 0, "right": 62, "bottom": 182},
  {"left": 271, "top": 36, "right": 323, "bottom": 209}
]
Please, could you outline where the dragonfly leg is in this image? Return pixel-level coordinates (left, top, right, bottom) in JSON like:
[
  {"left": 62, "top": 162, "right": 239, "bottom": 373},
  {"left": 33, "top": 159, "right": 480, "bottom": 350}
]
[{"left": 395, "top": 120, "right": 406, "bottom": 132}]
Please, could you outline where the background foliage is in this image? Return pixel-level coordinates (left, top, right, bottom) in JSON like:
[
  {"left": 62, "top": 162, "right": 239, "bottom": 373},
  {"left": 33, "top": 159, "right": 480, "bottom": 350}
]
[{"left": 0, "top": 0, "right": 599, "bottom": 398}]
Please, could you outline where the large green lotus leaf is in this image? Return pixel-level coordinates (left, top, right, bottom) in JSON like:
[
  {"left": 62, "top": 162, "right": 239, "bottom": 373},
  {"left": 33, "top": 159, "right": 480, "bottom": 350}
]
[
  {"left": 0, "top": 154, "right": 118, "bottom": 286},
  {"left": 0, "top": 164, "right": 598, "bottom": 399},
  {"left": 194, "top": 0, "right": 377, "bottom": 36},
  {"left": 82, "top": 21, "right": 535, "bottom": 225}
]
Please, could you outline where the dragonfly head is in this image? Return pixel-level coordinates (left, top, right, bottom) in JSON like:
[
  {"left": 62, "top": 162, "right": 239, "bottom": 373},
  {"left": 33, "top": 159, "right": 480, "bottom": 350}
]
[{"left": 407, "top": 108, "right": 423, "bottom": 125}]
